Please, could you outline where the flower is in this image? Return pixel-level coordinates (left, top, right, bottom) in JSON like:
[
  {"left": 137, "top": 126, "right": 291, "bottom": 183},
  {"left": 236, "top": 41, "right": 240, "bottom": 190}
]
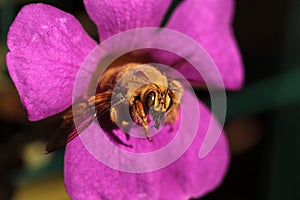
[{"left": 6, "top": 0, "right": 243, "bottom": 199}]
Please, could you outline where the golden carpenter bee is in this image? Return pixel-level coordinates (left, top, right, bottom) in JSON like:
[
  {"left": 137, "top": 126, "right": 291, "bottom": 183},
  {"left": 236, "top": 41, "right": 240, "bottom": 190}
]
[{"left": 46, "top": 62, "right": 183, "bottom": 153}]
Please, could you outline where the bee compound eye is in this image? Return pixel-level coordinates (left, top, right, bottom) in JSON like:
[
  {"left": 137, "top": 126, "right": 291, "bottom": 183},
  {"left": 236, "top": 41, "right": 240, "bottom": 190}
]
[{"left": 146, "top": 91, "right": 156, "bottom": 109}]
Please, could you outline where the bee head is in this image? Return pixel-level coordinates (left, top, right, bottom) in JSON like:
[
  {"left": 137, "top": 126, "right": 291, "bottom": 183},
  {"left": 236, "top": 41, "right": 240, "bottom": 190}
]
[{"left": 144, "top": 84, "right": 173, "bottom": 113}]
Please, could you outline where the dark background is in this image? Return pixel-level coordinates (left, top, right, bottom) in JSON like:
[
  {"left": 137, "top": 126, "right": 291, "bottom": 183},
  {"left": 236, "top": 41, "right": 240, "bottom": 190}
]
[{"left": 0, "top": 0, "right": 299, "bottom": 199}]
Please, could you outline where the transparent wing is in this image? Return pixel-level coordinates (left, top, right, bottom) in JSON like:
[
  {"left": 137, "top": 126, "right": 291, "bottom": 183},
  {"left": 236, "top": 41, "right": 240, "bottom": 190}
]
[{"left": 45, "top": 91, "right": 123, "bottom": 153}]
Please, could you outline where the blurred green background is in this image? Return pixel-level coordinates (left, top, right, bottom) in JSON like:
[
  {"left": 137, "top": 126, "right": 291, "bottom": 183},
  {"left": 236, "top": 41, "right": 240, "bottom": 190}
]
[{"left": 0, "top": 0, "right": 299, "bottom": 200}]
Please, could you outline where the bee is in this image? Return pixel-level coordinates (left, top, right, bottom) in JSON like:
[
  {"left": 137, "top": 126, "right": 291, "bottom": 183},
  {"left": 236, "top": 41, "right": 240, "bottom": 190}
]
[{"left": 45, "top": 63, "right": 183, "bottom": 153}]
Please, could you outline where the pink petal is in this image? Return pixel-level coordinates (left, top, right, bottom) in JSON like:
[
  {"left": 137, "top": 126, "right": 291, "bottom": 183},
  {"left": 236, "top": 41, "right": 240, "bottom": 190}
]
[
  {"left": 6, "top": 4, "right": 97, "bottom": 121},
  {"left": 64, "top": 90, "right": 229, "bottom": 200},
  {"left": 166, "top": 0, "right": 244, "bottom": 90},
  {"left": 83, "top": 0, "right": 172, "bottom": 41}
]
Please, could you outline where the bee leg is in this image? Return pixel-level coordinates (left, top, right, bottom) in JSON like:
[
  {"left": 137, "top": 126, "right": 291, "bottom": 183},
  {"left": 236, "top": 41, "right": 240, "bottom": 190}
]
[
  {"left": 165, "top": 85, "right": 181, "bottom": 125},
  {"left": 132, "top": 100, "right": 152, "bottom": 142},
  {"left": 111, "top": 107, "right": 132, "bottom": 140},
  {"left": 144, "top": 125, "right": 152, "bottom": 142},
  {"left": 110, "top": 107, "right": 118, "bottom": 125},
  {"left": 165, "top": 109, "right": 178, "bottom": 124},
  {"left": 121, "top": 121, "right": 131, "bottom": 140}
]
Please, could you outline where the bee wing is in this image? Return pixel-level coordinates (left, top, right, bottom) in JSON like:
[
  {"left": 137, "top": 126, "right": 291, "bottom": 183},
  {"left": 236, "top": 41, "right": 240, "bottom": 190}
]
[
  {"left": 45, "top": 91, "right": 123, "bottom": 153},
  {"left": 168, "top": 77, "right": 207, "bottom": 89},
  {"left": 45, "top": 108, "right": 76, "bottom": 153}
]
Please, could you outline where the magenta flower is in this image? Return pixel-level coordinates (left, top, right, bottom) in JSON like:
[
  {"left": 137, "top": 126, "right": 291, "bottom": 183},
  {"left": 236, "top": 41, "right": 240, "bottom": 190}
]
[{"left": 6, "top": 0, "right": 243, "bottom": 199}]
